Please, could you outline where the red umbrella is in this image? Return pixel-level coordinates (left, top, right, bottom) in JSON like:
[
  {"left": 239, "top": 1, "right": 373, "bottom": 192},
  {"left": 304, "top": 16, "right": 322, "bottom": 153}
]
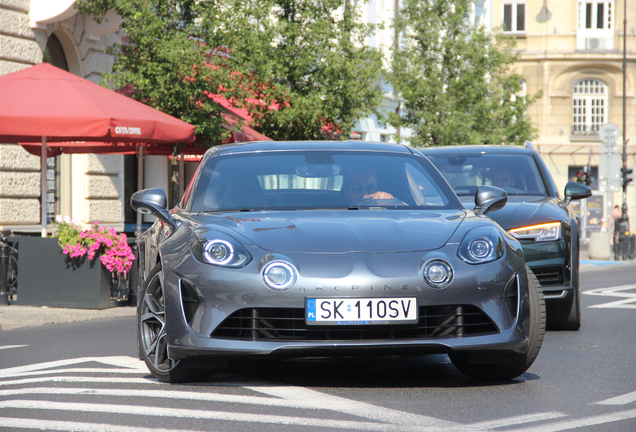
[
  {"left": 0, "top": 63, "right": 196, "bottom": 236},
  {"left": 0, "top": 63, "right": 196, "bottom": 143},
  {"left": 19, "top": 107, "right": 271, "bottom": 158}
]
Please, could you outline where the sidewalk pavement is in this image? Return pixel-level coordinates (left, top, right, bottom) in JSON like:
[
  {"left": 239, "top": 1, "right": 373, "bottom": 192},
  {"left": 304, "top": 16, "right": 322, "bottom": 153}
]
[
  {"left": 0, "top": 304, "right": 136, "bottom": 331},
  {"left": 0, "top": 244, "right": 633, "bottom": 332}
]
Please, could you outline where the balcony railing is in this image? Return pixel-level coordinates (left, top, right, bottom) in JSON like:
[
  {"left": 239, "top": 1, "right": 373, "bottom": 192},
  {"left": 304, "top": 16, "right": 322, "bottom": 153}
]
[
  {"left": 576, "top": 31, "right": 614, "bottom": 51},
  {"left": 571, "top": 125, "right": 600, "bottom": 137}
]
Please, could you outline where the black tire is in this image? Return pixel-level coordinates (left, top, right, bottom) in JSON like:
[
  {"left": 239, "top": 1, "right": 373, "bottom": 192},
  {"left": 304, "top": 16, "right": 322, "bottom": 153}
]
[
  {"left": 547, "top": 286, "right": 581, "bottom": 331},
  {"left": 449, "top": 266, "right": 546, "bottom": 380},
  {"left": 137, "top": 263, "right": 214, "bottom": 383}
]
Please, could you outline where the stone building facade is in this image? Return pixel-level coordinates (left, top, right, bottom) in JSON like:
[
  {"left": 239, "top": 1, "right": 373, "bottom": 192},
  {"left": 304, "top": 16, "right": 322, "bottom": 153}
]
[
  {"left": 0, "top": 0, "right": 127, "bottom": 233},
  {"left": 493, "top": 0, "right": 636, "bottom": 238}
]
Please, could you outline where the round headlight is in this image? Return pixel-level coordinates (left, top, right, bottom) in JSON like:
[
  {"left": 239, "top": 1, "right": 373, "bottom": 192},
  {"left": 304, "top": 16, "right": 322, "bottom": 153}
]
[
  {"left": 424, "top": 260, "right": 453, "bottom": 289},
  {"left": 203, "top": 240, "right": 233, "bottom": 265},
  {"left": 262, "top": 261, "right": 297, "bottom": 291},
  {"left": 190, "top": 231, "right": 252, "bottom": 268},
  {"left": 468, "top": 238, "right": 493, "bottom": 260},
  {"left": 458, "top": 226, "right": 504, "bottom": 264}
]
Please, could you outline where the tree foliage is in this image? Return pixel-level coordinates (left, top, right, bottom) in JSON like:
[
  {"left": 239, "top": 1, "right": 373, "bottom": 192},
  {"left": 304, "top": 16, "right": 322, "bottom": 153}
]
[
  {"left": 76, "top": 0, "right": 384, "bottom": 144},
  {"left": 385, "top": 0, "right": 541, "bottom": 147}
]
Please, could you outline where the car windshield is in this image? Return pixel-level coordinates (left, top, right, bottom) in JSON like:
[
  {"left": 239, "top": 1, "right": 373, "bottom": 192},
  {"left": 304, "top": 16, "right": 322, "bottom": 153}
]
[
  {"left": 189, "top": 150, "right": 462, "bottom": 212},
  {"left": 426, "top": 153, "right": 548, "bottom": 197}
]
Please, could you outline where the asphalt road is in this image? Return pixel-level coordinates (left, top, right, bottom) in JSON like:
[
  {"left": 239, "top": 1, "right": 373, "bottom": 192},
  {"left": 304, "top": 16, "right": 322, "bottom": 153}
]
[{"left": 0, "top": 262, "right": 635, "bottom": 431}]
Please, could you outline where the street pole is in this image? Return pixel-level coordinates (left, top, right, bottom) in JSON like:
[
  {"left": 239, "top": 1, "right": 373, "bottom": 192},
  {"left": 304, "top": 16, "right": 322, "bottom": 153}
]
[
  {"left": 394, "top": 0, "right": 401, "bottom": 144},
  {"left": 620, "top": 0, "right": 630, "bottom": 255}
]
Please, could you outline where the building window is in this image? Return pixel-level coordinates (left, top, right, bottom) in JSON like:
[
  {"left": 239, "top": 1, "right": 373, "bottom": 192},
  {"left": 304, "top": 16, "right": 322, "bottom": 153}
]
[
  {"left": 43, "top": 34, "right": 69, "bottom": 71},
  {"left": 572, "top": 79, "right": 607, "bottom": 136},
  {"left": 578, "top": 1, "right": 613, "bottom": 30},
  {"left": 503, "top": 2, "right": 525, "bottom": 33},
  {"left": 518, "top": 80, "right": 527, "bottom": 97},
  {"left": 576, "top": 1, "right": 614, "bottom": 50}
]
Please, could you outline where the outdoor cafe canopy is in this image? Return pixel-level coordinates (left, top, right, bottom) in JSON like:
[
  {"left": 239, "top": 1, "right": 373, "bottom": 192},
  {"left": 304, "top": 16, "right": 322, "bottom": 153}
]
[{"left": 0, "top": 63, "right": 196, "bottom": 236}]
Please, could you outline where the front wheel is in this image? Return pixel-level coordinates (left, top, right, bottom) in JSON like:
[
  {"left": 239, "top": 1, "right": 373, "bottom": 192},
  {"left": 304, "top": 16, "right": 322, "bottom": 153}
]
[
  {"left": 449, "top": 267, "right": 546, "bottom": 380},
  {"left": 137, "top": 263, "right": 214, "bottom": 383}
]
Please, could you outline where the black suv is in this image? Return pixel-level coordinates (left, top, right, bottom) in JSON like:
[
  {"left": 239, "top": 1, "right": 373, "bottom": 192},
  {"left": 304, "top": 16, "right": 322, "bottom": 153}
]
[{"left": 422, "top": 145, "right": 592, "bottom": 330}]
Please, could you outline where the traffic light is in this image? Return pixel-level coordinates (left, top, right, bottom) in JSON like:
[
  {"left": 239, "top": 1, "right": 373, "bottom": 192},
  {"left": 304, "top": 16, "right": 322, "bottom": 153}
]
[
  {"left": 576, "top": 170, "right": 584, "bottom": 184},
  {"left": 622, "top": 167, "right": 634, "bottom": 187},
  {"left": 576, "top": 169, "right": 592, "bottom": 186}
]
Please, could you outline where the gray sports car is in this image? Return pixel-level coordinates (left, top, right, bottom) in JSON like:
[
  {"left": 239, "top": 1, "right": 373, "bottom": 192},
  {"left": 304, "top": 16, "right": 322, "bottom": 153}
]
[{"left": 132, "top": 141, "right": 545, "bottom": 383}]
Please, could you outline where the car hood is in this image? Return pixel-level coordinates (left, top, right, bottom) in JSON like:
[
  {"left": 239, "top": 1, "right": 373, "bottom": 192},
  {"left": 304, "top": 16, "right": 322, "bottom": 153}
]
[
  {"left": 191, "top": 210, "right": 467, "bottom": 253},
  {"left": 459, "top": 195, "right": 566, "bottom": 230}
]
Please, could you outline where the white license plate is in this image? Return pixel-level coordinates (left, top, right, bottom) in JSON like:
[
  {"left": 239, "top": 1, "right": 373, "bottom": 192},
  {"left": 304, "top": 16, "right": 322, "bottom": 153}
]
[{"left": 305, "top": 297, "right": 418, "bottom": 326}]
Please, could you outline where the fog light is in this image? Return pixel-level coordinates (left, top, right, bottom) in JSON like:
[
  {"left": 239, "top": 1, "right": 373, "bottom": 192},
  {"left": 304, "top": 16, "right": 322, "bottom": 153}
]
[
  {"left": 424, "top": 260, "right": 453, "bottom": 289},
  {"left": 262, "top": 261, "right": 297, "bottom": 290}
]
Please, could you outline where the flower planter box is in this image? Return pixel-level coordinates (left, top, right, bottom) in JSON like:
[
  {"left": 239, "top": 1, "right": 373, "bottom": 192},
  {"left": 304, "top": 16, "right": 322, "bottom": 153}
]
[{"left": 15, "top": 237, "right": 113, "bottom": 309}]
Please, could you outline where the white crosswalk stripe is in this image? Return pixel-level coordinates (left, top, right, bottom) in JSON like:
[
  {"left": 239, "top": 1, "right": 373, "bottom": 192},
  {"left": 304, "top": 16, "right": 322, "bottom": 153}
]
[
  {"left": 1, "top": 356, "right": 635, "bottom": 431},
  {"left": 583, "top": 285, "right": 636, "bottom": 309}
]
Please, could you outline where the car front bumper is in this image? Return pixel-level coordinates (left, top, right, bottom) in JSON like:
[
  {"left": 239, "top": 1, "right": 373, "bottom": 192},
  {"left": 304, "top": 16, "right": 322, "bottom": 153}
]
[
  {"left": 521, "top": 239, "right": 575, "bottom": 305},
  {"left": 159, "top": 244, "right": 532, "bottom": 362}
]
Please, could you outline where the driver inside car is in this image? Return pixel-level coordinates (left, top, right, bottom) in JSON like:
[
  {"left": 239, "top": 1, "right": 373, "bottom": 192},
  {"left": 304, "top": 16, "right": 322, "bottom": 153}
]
[
  {"left": 491, "top": 168, "right": 516, "bottom": 189},
  {"left": 344, "top": 169, "right": 395, "bottom": 205}
]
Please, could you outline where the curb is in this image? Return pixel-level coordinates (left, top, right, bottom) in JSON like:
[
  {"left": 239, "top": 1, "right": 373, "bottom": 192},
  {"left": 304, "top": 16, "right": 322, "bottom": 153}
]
[{"left": 0, "top": 305, "right": 136, "bottom": 331}]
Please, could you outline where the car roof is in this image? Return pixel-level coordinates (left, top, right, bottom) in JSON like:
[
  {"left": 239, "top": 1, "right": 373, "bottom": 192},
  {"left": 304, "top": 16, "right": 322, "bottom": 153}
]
[
  {"left": 420, "top": 145, "right": 534, "bottom": 155},
  {"left": 213, "top": 140, "right": 415, "bottom": 156}
]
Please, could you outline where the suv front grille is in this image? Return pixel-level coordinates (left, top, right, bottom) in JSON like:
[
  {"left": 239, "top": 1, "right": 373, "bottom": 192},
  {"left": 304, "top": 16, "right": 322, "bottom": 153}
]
[
  {"left": 533, "top": 268, "right": 564, "bottom": 286},
  {"left": 211, "top": 305, "right": 498, "bottom": 341}
]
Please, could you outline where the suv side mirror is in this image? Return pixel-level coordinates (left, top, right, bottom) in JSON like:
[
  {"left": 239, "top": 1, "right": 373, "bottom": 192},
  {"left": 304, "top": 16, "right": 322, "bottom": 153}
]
[
  {"left": 564, "top": 181, "right": 592, "bottom": 205},
  {"left": 131, "top": 188, "right": 177, "bottom": 230},
  {"left": 474, "top": 185, "right": 508, "bottom": 216}
]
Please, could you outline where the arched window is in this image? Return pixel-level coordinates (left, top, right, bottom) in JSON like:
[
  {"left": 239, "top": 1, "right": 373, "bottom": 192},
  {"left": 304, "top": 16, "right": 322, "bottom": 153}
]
[
  {"left": 572, "top": 79, "right": 607, "bottom": 136},
  {"left": 43, "top": 34, "right": 68, "bottom": 71}
]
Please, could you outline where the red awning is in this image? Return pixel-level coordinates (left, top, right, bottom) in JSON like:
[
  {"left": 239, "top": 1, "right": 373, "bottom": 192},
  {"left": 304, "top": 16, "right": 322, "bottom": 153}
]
[{"left": 0, "top": 63, "right": 196, "bottom": 144}]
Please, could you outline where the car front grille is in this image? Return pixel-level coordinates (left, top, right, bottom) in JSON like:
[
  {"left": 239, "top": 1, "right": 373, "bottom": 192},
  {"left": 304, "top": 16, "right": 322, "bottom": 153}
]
[
  {"left": 211, "top": 305, "right": 498, "bottom": 341},
  {"left": 533, "top": 268, "right": 564, "bottom": 286}
]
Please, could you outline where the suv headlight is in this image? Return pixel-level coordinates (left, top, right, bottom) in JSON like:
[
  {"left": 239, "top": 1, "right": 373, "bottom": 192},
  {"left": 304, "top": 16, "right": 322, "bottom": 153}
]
[
  {"left": 191, "top": 231, "right": 252, "bottom": 267},
  {"left": 509, "top": 222, "right": 561, "bottom": 242},
  {"left": 458, "top": 226, "right": 505, "bottom": 264}
]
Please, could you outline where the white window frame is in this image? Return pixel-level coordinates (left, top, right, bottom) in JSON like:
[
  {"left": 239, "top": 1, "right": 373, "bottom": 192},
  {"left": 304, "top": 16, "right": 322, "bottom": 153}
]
[
  {"left": 572, "top": 79, "right": 608, "bottom": 136},
  {"left": 577, "top": 1, "right": 614, "bottom": 50},
  {"left": 502, "top": 1, "right": 526, "bottom": 33},
  {"left": 578, "top": 1, "right": 613, "bottom": 30}
]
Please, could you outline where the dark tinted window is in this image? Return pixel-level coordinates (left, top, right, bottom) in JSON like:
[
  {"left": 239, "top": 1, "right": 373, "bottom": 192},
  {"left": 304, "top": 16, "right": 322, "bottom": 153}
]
[
  {"left": 190, "top": 151, "right": 462, "bottom": 212},
  {"left": 426, "top": 153, "right": 548, "bottom": 197}
]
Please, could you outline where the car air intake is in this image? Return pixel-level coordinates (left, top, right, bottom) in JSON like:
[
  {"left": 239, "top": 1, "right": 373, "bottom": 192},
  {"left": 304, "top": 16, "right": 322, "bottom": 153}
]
[
  {"left": 211, "top": 305, "right": 499, "bottom": 341},
  {"left": 179, "top": 279, "right": 200, "bottom": 326},
  {"left": 533, "top": 268, "right": 563, "bottom": 286},
  {"left": 504, "top": 274, "right": 519, "bottom": 321}
]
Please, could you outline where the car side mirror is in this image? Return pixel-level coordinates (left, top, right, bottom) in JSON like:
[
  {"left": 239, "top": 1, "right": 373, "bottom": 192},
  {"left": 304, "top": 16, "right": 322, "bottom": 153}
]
[
  {"left": 564, "top": 181, "right": 592, "bottom": 205},
  {"left": 474, "top": 185, "right": 508, "bottom": 216},
  {"left": 131, "top": 188, "right": 177, "bottom": 230}
]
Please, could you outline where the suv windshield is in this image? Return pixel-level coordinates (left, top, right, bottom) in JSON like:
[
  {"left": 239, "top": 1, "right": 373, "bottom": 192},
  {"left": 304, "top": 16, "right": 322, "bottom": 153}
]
[
  {"left": 190, "top": 151, "right": 462, "bottom": 212},
  {"left": 426, "top": 153, "right": 548, "bottom": 197}
]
